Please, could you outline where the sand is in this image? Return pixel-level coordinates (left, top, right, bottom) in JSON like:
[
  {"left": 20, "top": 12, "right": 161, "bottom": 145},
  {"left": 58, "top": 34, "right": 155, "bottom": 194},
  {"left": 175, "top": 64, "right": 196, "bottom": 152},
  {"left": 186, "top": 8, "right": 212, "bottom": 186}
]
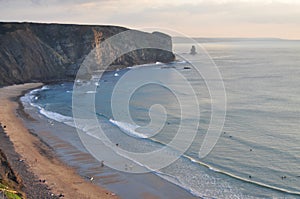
[{"left": 0, "top": 83, "right": 118, "bottom": 199}]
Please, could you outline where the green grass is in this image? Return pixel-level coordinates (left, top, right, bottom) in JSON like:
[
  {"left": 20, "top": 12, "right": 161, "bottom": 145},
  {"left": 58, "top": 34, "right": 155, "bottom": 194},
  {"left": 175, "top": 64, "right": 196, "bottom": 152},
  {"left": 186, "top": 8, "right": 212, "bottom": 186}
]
[
  {"left": 0, "top": 183, "right": 22, "bottom": 199},
  {"left": 4, "top": 191, "right": 22, "bottom": 199},
  {"left": 0, "top": 183, "right": 6, "bottom": 189}
]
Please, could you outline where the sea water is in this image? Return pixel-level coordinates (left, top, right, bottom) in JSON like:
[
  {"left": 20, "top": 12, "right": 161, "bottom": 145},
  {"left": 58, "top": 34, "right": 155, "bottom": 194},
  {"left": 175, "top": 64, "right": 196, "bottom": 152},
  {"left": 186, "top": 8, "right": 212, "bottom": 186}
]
[{"left": 22, "top": 40, "right": 300, "bottom": 198}]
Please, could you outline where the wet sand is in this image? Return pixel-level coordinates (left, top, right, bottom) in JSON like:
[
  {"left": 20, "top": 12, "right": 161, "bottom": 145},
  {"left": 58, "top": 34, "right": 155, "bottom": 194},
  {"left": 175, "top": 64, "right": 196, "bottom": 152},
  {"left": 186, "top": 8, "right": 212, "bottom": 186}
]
[
  {"left": 0, "top": 83, "right": 118, "bottom": 198},
  {"left": 0, "top": 83, "right": 199, "bottom": 199},
  {"left": 21, "top": 101, "right": 198, "bottom": 199}
]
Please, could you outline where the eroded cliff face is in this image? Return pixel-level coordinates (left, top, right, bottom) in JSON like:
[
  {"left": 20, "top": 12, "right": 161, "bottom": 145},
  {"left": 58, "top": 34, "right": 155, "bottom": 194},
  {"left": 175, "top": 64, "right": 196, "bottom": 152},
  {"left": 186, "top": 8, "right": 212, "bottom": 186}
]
[{"left": 0, "top": 22, "right": 175, "bottom": 86}]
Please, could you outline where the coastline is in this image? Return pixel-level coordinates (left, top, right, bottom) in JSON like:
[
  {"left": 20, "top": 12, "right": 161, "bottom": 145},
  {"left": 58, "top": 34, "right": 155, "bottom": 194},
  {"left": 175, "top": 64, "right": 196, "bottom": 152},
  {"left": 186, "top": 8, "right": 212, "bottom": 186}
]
[
  {"left": 1, "top": 83, "right": 199, "bottom": 199},
  {"left": 0, "top": 83, "right": 118, "bottom": 198}
]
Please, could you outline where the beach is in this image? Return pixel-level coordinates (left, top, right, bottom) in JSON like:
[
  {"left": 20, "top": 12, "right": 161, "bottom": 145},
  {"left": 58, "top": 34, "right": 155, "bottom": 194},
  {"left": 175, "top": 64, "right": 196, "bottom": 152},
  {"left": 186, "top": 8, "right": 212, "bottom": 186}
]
[
  {"left": 0, "top": 83, "right": 118, "bottom": 198},
  {"left": 0, "top": 83, "right": 199, "bottom": 199},
  {"left": 1, "top": 39, "right": 299, "bottom": 199}
]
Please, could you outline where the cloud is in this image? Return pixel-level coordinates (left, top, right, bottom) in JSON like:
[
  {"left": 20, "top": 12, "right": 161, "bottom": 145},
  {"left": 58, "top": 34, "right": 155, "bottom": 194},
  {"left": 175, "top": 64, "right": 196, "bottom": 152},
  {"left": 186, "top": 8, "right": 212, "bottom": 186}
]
[
  {"left": 29, "top": 0, "right": 106, "bottom": 5},
  {"left": 114, "top": 1, "right": 300, "bottom": 25},
  {"left": 0, "top": 0, "right": 299, "bottom": 39},
  {"left": 103, "top": 0, "right": 300, "bottom": 38}
]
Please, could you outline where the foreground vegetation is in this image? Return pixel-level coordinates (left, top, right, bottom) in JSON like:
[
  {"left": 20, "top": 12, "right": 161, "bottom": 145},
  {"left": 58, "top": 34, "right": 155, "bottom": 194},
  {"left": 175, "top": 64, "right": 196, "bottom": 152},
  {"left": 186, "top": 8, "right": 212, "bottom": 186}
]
[{"left": 0, "top": 183, "right": 22, "bottom": 199}]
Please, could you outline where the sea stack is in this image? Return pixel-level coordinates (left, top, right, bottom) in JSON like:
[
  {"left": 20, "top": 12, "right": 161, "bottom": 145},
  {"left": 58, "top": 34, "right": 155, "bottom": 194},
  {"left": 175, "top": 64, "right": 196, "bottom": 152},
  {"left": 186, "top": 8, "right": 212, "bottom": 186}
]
[{"left": 190, "top": 45, "right": 197, "bottom": 55}]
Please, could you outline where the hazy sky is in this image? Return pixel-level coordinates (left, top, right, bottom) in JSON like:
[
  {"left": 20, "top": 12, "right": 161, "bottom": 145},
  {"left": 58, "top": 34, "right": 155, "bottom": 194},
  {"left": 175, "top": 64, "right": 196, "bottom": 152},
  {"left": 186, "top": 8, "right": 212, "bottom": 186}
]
[{"left": 1, "top": 0, "right": 300, "bottom": 39}]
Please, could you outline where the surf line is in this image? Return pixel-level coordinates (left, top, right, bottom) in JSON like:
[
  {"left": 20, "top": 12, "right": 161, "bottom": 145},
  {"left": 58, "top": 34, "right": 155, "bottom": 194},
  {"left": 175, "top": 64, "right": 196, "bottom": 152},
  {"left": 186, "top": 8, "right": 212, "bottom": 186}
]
[
  {"left": 97, "top": 113, "right": 300, "bottom": 196},
  {"left": 183, "top": 155, "right": 300, "bottom": 196}
]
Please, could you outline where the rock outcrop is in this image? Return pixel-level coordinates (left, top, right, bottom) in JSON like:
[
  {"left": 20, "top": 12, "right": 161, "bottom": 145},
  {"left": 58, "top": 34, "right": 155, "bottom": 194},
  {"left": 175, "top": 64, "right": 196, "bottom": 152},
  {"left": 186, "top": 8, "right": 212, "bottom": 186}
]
[
  {"left": 0, "top": 149, "right": 19, "bottom": 188},
  {"left": 0, "top": 22, "right": 175, "bottom": 86}
]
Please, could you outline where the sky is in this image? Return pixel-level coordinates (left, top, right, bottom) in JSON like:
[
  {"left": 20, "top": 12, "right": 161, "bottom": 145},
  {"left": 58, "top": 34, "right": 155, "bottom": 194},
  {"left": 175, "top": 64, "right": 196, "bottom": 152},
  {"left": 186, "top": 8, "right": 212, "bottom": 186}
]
[{"left": 0, "top": 0, "right": 300, "bottom": 39}]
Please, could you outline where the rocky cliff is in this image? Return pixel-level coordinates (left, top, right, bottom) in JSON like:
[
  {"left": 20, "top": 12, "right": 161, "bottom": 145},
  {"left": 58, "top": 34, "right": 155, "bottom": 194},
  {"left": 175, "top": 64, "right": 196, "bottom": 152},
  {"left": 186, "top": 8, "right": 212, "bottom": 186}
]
[{"left": 0, "top": 22, "right": 175, "bottom": 86}]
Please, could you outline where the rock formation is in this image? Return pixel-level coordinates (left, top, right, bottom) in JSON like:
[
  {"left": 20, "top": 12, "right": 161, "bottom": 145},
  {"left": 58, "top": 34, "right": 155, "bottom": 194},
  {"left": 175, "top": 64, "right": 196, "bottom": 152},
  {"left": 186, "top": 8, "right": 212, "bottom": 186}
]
[
  {"left": 0, "top": 22, "right": 175, "bottom": 86},
  {"left": 190, "top": 45, "right": 197, "bottom": 55}
]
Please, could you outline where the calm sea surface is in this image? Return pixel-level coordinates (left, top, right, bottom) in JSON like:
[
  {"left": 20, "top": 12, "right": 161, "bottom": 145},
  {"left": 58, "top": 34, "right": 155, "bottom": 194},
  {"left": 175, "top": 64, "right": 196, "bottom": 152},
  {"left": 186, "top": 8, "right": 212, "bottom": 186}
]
[{"left": 23, "top": 40, "right": 300, "bottom": 198}]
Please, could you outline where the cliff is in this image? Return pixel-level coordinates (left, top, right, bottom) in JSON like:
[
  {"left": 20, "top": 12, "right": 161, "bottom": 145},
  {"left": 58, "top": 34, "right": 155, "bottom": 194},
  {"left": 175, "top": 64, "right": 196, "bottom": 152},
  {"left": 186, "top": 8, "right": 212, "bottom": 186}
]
[
  {"left": 0, "top": 22, "right": 175, "bottom": 86},
  {"left": 0, "top": 126, "right": 23, "bottom": 198}
]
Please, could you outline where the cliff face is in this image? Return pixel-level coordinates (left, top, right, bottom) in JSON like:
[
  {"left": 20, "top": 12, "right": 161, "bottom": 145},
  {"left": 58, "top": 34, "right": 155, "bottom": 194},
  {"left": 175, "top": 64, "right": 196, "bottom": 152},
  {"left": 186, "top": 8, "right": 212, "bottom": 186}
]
[
  {"left": 0, "top": 22, "right": 175, "bottom": 86},
  {"left": 0, "top": 149, "right": 19, "bottom": 188}
]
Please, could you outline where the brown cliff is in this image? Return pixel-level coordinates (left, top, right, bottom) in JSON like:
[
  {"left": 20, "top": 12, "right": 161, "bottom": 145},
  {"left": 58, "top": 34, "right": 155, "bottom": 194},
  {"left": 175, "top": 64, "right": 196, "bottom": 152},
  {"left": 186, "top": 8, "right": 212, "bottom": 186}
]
[{"left": 0, "top": 22, "right": 175, "bottom": 86}]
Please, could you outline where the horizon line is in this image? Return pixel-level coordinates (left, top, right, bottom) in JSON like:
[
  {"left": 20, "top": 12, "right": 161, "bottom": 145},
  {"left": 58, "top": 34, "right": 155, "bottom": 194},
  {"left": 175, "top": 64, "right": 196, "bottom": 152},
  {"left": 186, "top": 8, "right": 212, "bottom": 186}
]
[{"left": 1, "top": 20, "right": 299, "bottom": 41}]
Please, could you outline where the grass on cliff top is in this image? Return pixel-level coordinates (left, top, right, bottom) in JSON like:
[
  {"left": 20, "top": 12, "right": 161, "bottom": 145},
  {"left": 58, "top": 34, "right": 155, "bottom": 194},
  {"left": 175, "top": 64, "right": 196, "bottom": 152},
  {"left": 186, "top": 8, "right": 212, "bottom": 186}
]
[{"left": 0, "top": 183, "right": 22, "bottom": 199}]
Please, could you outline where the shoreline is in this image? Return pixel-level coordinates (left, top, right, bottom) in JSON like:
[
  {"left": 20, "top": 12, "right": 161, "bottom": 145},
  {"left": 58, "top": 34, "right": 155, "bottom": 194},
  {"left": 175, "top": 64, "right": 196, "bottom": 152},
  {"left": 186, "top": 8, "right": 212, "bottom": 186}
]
[
  {"left": 0, "top": 83, "right": 118, "bottom": 198},
  {"left": 18, "top": 83, "right": 199, "bottom": 199}
]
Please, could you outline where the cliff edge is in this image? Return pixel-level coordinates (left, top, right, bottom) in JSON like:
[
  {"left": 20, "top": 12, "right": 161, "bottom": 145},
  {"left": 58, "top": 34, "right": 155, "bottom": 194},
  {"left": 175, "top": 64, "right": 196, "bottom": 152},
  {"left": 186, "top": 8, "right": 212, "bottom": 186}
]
[{"left": 0, "top": 22, "right": 175, "bottom": 86}]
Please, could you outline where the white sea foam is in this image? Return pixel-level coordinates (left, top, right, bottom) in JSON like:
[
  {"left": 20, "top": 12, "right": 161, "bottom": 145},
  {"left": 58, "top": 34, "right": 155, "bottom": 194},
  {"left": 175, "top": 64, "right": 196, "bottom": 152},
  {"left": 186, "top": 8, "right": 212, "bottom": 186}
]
[
  {"left": 20, "top": 95, "right": 31, "bottom": 104},
  {"left": 86, "top": 91, "right": 97, "bottom": 94},
  {"left": 109, "top": 119, "right": 148, "bottom": 138},
  {"left": 39, "top": 108, "right": 73, "bottom": 123},
  {"left": 176, "top": 60, "right": 188, "bottom": 64},
  {"left": 20, "top": 86, "right": 44, "bottom": 104},
  {"left": 27, "top": 102, "right": 224, "bottom": 198},
  {"left": 208, "top": 166, "right": 221, "bottom": 172},
  {"left": 18, "top": 76, "right": 238, "bottom": 199}
]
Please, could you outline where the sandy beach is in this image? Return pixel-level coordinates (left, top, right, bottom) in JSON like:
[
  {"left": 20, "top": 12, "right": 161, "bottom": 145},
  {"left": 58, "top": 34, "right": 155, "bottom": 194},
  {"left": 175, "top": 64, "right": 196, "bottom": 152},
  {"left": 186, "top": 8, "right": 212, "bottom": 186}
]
[{"left": 0, "top": 83, "right": 118, "bottom": 199}]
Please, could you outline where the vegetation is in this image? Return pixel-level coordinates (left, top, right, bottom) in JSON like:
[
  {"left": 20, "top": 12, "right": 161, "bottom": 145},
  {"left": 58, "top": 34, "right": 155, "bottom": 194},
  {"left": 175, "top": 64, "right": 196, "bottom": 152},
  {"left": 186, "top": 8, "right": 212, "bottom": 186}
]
[{"left": 0, "top": 183, "right": 22, "bottom": 199}]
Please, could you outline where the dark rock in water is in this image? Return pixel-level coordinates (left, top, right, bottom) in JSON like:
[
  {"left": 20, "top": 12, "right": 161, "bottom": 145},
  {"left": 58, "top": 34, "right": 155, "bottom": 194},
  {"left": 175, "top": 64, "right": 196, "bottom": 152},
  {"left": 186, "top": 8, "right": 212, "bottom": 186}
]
[
  {"left": 0, "top": 22, "right": 175, "bottom": 86},
  {"left": 190, "top": 45, "right": 197, "bottom": 55}
]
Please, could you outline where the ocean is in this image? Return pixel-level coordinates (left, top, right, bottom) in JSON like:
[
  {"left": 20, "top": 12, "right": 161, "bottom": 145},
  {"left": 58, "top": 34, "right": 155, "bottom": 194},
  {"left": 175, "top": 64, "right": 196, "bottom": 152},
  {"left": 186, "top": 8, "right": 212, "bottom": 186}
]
[{"left": 21, "top": 40, "right": 300, "bottom": 198}]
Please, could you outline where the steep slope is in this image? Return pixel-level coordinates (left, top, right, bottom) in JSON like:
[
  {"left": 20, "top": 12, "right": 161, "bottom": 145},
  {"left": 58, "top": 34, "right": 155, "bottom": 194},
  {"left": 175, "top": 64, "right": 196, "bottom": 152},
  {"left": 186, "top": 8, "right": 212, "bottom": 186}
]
[{"left": 0, "top": 22, "right": 175, "bottom": 86}]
